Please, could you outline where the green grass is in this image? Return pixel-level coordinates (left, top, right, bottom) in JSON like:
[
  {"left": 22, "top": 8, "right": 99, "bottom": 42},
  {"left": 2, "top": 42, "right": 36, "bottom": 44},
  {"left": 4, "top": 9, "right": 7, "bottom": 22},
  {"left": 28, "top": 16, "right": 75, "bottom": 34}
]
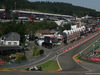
[{"left": 37, "top": 60, "right": 59, "bottom": 71}]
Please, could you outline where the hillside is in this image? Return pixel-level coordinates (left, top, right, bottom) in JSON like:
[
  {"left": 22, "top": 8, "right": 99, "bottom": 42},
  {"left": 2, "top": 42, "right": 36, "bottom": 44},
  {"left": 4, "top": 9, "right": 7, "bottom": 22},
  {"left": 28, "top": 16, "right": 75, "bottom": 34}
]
[{"left": 0, "top": 0, "right": 100, "bottom": 17}]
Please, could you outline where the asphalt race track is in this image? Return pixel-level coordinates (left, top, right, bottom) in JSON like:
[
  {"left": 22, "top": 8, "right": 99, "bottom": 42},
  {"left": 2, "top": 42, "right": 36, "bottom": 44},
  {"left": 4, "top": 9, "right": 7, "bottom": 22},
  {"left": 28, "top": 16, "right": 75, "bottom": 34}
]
[
  {"left": 58, "top": 32, "right": 100, "bottom": 71},
  {"left": 0, "top": 71, "right": 87, "bottom": 75}
]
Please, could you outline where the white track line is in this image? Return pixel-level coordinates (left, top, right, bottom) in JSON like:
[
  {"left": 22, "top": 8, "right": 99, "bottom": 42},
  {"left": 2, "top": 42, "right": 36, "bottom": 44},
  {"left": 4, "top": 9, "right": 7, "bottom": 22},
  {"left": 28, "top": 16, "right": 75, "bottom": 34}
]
[{"left": 86, "top": 73, "right": 100, "bottom": 75}]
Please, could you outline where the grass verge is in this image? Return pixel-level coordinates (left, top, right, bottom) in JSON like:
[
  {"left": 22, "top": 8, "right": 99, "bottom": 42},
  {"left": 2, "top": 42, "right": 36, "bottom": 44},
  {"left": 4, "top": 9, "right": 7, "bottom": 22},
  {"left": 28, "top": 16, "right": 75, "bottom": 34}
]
[{"left": 37, "top": 60, "right": 60, "bottom": 71}]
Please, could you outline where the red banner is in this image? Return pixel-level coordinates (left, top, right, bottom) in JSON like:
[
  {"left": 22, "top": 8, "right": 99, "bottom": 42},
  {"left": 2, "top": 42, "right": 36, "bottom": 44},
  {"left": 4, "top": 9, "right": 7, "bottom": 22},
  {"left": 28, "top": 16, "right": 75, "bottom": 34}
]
[
  {"left": 90, "top": 57, "right": 100, "bottom": 62},
  {"left": 97, "top": 28, "right": 100, "bottom": 30}
]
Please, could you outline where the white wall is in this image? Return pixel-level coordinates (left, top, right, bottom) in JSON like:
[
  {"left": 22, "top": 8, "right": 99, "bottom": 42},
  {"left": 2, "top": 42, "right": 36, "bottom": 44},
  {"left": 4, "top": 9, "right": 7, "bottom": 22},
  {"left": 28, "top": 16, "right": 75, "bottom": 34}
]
[
  {"left": 55, "top": 20, "right": 68, "bottom": 26},
  {"left": 0, "top": 37, "right": 4, "bottom": 45},
  {"left": 43, "top": 34, "right": 54, "bottom": 38},
  {"left": 54, "top": 20, "right": 64, "bottom": 26},
  {"left": 4, "top": 41, "right": 20, "bottom": 46},
  {"left": 71, "top": 25, "right": 77, "bottom": 30},
  {"left": 37, "top": 40, "right": 44, "bottom": 46}
]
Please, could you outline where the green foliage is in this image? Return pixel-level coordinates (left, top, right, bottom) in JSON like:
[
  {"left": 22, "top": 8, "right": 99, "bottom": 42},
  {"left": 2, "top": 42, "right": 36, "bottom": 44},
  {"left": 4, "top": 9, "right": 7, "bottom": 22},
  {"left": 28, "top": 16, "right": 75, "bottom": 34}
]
[
  {"left": 59, "top": 24, "right": 71, "bottom": 30},
  {"left": 1, "top": 20, "right": 26, "bottom": 43},
  {"left": 33, "top": 46, "right": 37, "bottom": 55},
  {"left": 39, "top": 49, "right": 44, "bottom": 55},
  {"left": 15, "top": 54, "right": 26, "bottom": 63},
  {"left": 0, "top": 56, "right": 10, "bottom": 62},
  {"left": 0, "top": 23, "right": 4, "bottom": 36},
  {"left": 33, "top": 47, "right": 44, "bottom": 56},
  {"left": 36, "top": 50, "right": 40, "bottom": 56},
  {"left": 33, "top": 46, "right": 40, "bottom": 56},
  {"left": 31, "top": 2, "right": 99, "bottom": 17},
  {"left": 10, "top": 54, "right": 16, "bottom": 59}
]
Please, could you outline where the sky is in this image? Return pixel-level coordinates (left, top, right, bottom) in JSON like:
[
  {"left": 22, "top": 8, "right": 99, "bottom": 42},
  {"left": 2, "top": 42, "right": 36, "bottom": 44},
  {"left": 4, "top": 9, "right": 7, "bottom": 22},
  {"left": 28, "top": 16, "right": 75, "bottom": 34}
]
[{"left": 29, "top": 0, "right": 100, "bottom": 12}]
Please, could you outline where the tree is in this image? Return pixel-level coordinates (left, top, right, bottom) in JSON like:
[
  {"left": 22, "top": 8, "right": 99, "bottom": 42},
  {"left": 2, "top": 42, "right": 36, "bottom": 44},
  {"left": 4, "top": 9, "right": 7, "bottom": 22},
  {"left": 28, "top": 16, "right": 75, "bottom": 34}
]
[
  {"left": 33, "top": 46, "right": 40, "bottom": 56},
  {"left": 59, "top": 24, "right": 71, "bottom": 31},
  {"left": 36, "top": 50, "right": 40, "bottom": 56},
  {"left": 15, "top": 54, "right": 26, "bottom": 63},
  {"left": 64, "top": 24, "right": 71, "bottom": 30},
  {"left": 0, "top": 24, "right": 4, "bottom": 36},
  {"left": 39, "top": 49, "right": 44, "bottom": 55}
]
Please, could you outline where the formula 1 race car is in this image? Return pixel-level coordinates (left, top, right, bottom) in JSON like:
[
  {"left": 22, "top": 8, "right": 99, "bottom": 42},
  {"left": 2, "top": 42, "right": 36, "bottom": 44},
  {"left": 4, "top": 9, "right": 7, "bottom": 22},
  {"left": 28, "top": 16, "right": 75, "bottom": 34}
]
[{"left": 26, "top": 66, "right": 42, "bottom": 71}]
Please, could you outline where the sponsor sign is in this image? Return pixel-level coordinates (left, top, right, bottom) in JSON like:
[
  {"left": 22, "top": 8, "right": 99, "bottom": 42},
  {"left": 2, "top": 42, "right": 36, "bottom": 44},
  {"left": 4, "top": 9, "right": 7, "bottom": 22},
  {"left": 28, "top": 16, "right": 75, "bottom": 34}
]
[
  {"left": 90, "top": 57, "right": 100, "bottom": 62},
  {"left": 97, "top": 28, "right": 100, "bottom": 30}
]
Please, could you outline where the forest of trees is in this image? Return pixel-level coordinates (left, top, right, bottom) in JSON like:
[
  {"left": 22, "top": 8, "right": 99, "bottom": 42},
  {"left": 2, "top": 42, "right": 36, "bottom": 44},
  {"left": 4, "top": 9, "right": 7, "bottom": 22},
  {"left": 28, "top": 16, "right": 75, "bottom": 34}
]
[{"left": 0, "top": 0, "right": 100, "bottom": 17}]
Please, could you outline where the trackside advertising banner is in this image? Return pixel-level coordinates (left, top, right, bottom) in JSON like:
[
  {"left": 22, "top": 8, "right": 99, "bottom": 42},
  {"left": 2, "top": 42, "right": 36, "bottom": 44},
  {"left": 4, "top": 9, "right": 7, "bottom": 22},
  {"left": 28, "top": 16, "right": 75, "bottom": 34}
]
[
  {"left": 97, "top": 28, "right": 100, "bottom": 30},
  {"left": 90, "top": 57, "right": 100, "bottom": 62}
]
